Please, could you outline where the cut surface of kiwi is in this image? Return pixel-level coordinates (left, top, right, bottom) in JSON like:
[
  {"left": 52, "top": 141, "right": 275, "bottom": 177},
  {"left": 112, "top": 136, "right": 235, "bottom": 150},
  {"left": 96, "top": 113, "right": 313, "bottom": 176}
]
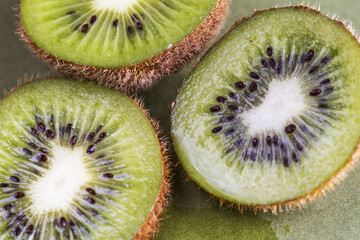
[
  {"left": 19, "top": 0, "right": 230, "bottom": 91},
  {"left": 171, "top": 6, "right": 360, "bottom": 211},
  {"left": 0, "top": 79, "right": 169, "bottom": 239}
]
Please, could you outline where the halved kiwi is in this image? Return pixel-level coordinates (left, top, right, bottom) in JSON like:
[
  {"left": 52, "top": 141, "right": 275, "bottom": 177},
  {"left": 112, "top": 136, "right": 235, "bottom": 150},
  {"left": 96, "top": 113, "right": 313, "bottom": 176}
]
[
  {"left": 18, "top": 0, "right": 230, "bottom": 92},
  {"left": 171, "top": 6, "right": 360, "bottom": 213},
  {"left": 0, "top": 79, "right": 170, "bottom": 239}
]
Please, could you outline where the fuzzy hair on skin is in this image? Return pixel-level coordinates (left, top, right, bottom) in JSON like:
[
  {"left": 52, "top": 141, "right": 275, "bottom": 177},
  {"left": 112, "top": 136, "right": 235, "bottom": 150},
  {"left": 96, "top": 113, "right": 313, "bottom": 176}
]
[
  {"left": 171, "top": 5, "right": 360, "bottom": 215},
  {"left": 2, "top": 77, "right": 172, "bottom": 239},
  {"left": 17, "top": 0, "right": 231, "bottom": 93}
]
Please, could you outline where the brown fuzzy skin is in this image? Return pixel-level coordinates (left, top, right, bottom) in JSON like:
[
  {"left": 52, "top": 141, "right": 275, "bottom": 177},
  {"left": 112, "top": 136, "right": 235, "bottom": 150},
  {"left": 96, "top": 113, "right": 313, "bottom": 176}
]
[
  {"left": 3, "top": 78, "right": 172, "bottom": 239},
  {"left": 132, "top": 100, "right": 172, "bottom": 240},
  {"left": 17, "top": 0, "right": 231, "bottom": 93},
  {"left": 171, "top": 5, "right": 360, "bottom": 214}
]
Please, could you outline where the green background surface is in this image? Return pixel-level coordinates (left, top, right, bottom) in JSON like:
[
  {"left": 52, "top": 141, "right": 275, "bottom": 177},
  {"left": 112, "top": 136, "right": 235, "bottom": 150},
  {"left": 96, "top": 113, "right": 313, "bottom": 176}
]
[{"left": 1, "top": 0, "right": 360, "bottom": 239}]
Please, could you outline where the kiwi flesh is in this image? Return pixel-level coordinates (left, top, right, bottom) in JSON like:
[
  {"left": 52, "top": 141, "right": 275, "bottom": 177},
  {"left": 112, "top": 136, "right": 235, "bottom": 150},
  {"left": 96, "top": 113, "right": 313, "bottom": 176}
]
[
  {"left": 18, "top": 0, "right": 230, "bottom": 92},
  {"left": 171, "top": 6, "right": 360, "bottom": 213},
  {"left": 0, "top": 79, "right": 170, "bottom": 239}
]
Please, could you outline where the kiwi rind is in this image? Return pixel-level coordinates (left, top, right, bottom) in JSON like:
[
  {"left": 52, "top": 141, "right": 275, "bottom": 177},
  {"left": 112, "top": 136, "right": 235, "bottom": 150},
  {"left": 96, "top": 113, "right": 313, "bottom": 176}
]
[
  {"left": 1, "top": 78, "right": 172, "bottom": 239},
  {"left": 171, "top": 5, "right": 360, "bottom": 214},
  {"left": 17, "top": 0, "right": 231, "bottom": 93}
]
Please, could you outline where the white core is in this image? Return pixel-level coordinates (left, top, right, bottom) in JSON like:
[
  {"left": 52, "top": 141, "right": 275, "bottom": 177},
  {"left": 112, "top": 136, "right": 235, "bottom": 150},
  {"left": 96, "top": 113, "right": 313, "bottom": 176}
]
[
  {"left": 29, "top": 146, "right": 90, "bottom": 214},
  {"left": 93, "top": 0, "right": 139, "bottom": 12},
  {"left": 242, "top": 78, "right": 307, "bottom": 135}
]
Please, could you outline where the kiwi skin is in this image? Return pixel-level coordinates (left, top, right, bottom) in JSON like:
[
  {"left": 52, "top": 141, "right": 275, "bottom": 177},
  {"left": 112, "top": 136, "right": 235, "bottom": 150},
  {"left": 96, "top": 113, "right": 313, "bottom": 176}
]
[
  {"left": 17, "top": 0, "right": 230, "bottom": 93},
  {"left": 3, "top": 77, "right": 172, "bottom": 239},
  {"left": 171, "top": 5, "right": 360, "bottom": 214}
]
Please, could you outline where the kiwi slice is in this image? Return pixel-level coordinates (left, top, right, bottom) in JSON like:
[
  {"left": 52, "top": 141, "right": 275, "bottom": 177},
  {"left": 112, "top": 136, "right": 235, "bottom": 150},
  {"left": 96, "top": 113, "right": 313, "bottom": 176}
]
[
  {"left": 18, "top": 0, "right": 230, "bottom": 92},
  {"left": 171, "top": 6, "right": 360, "bottom": 212},
  {"left": 0, "top": 79, "right": 170, "bottom": 239}
]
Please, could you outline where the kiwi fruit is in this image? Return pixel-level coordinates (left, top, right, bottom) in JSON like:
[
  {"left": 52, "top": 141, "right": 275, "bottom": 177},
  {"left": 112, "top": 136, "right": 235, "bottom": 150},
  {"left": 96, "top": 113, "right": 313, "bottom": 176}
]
[
  {"left": 18, "top": 0, "right": 230, "bottom": 92},
  {"left": 171, "top": 6, "right": 360, "bottom": 213},
  {"left": 0, "top": 79, "right": 170, "bottom": 239}
]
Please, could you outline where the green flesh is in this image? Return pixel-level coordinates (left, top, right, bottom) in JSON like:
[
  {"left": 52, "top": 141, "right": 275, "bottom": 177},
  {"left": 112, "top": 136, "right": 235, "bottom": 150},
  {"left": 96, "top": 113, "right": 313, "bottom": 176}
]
[
  {"left": 171, "top": 7, "right": 360, "bottom": 205},
  {"left": 0, "top": 79, "right": 163, "bottom": 239},
  {"left": 20, "top": 0, "right": 218, "bottom": 68}
]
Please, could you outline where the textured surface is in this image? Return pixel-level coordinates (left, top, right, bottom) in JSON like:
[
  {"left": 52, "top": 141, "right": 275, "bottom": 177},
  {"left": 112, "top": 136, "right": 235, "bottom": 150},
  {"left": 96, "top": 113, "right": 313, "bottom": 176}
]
[
  {"left": 172, "top": 6, "right": 360, "bottom": 206},
  {"left": 0, "top": 79, "right": 167, "bottom": 240},
  {"left": 1, "top": 0, "right": 360, "bottom": 240}
]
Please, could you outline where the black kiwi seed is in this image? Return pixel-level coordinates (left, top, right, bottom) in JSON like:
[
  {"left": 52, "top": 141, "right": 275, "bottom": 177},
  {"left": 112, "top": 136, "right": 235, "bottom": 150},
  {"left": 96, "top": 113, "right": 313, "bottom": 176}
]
[
  {"left": 266, "top": 46, "right": 273, "bottom": 57},
  {"left": 13, "top": 227, "right": 21, "bottom": 237},
  {"left": 0, "top": 183, "right": 9, "bottom": 188},
  {"left": 212, "top": 127, "right": 223, "bottom": 134},
  {"left": 37, "top": 122, "right": 45, "bottom": 132},
  {"left": 292, "top": 152, "right": 299, "bottom": 162},
  {"left": 14, "top": 192, "right": 25, "bottom": 199},
  {"left": 10, "top": 176, "right": 19, "bottom": 182},
  {"left": 309, "top": 89, "right": 321, "bottom": 96},
  {"left": 136, "top": 22, "right": 143, "bottom": 30},
  {"left": 249, "top": 82, "right": 258, "bottom": 92},
  {"left": 261, "top": 59, "right": 268, "bottom": 68},
  {"left": 228, "top": 92, "right": 238, "bottom": 100},
  {"left": 39, "top": 148, "right": 48, "bottom": 154},
  {"left": 235, "top": 81, "right": 246, "bottom": 89},
  {"left": 87, "top": 132, "right": 95, "bottom": 141},
  {"left": 266, "top": 136, "right": 271, "bottom": 145},
  {"left": 66, "top": 123, "right": 73, "bottom": 133},
  {"left": 103, "top": 173, "right": 114, "bottom": 179},
  {"left": 283, "top": 157, "right": 290, "bottom": 167},
  {"left": 210, "top": 106, "right": 221, "bottom": 112},
  {"left": 81, "top": 24, "right": 89, "bottom": 33},
  {"left": 273, "top": 135, "right": 279, "bottom": 145},
  {"left": 66, "top": 10, "right": 75, "bottom": 15},
  {"left": 321, "top": 56, "right": 331, "bottom": 64},
  {"left": 216, "top": 96, "right": 227, "bottom": 103},
  {"left": 31, "top": 128, "right": 38, "bottom": 136},
  {"left": 90, "top": 15, "right": 97, "bottom": 24},
  {"left": 17, "top": 214, "right": 26, "bottom": 221},
  {"left": 95, "top": 132, "right": 106, "bottom": 143},
  {"left": 305, "top": 50, "right": 315, "bottom": 61},
  {"left": 131, "top": 14, "right": 139, "bottom": 23},
  {"left": 309, "top": 65, "right": 319, "bottom": 74},
  {"left": 3, "top": 204, "right": 14, "bottom": 211},
  {"left": 70, "top": 135, "right": 77, "bottom": 146},
  {"left": 36, "top": 154, "right": 47, "bottom": 163},
  {"left": 69, "top": 220, "right": 75, "bottom": 230},
  {"left": 249, "top": 72, "right": 260, "bottom": 79},
  {"left": 323, "top": 87, "right": 334, "bottom": 94},
  {"left": 26, "top": 225, "right": 34, "bottom": 234},
  {"left": 226, "top": 115, "right": 236, "bottom": 122},
  {"left": 128, "top": 26, "right": 134, "bottom": 34},
  {"left": 225, "top": 129, "right": 235, "bottom": 136},
  {"left": 320, "top": 78, "right": 331, "bottom": 85},
  {"left": 87, "top": 145, "right": 95, "bottom": 154},
  {"left": 23, "top": 148, "right": 33, "bottom": 156},
  {"left": 113, "top": 19, "right": 119, "bottom": 27},
  {"left": 60, "top": 217, "right": 67, "bottom": 228},
  {"left": 285, "top": 124, "right": 297, "bottom": 134},
  {"left": 86, "top": 188, "right": 96, "bottom": 195},
  {"left": 228, "top": 104, "right": 239, "bottom": 111},
  {"left": 96, "top": 125, "right": 103, "bottom": 133},
  {"left": 269, "top": 58, "right": 276, "bottom": 69},
  {"left": 252, "top": 138, "right": 259, "bottom": 147},
  {"left": 46, "top": 129, "right": 55, "bottom": 139},
  {"left": 29, "top": 142, "right": 38, "bottom": 149},
  {"left": 87, "top": 197, "right": 96, "bottom": 204}
]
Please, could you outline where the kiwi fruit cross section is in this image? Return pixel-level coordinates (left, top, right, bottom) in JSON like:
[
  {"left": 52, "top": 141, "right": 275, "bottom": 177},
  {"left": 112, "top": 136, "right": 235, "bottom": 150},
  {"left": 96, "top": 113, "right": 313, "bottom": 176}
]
[
  {"left": 19, "top": 0, "right": 230, "bottom": 91},
  {"left": 171, "top": 6, "right": 360, "bottom": 212},
  {"left": 0, "top": 79, "right": 169, "bottom": 239}
]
